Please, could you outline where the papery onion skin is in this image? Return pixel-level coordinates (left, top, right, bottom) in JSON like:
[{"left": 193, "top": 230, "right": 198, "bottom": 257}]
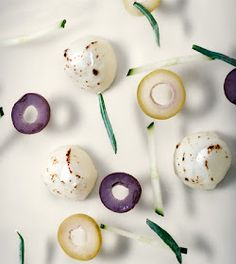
[
  {"left": 11, "top": 93, "right": 50, "bottom": 134},
  {"left": 224, "top": 68, "right": 236, "bottom": 105},
  {"left": 99, "top": 172, "right": 142, "bottom": 213}
]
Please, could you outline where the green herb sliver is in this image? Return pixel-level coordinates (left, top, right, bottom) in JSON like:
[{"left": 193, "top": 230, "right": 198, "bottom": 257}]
[
  {"left": 147, "top": 122, "right": 164, "bottom": 216},
  {"left": 98, "top": 93, "right": 117, "bottom": 154},
  {"left": 192, "top": 45, "right": 236, "bottom": 67},
  {"left": 60, "top": 19, "right": 67, "bottom": 28},
  {"left": 127, "top": 54, "right": 212, "bottom": 76},
  {"left": 16, "top": 231, "right": 24, "bottom": 264},
  {"left": 0, "top": 107, "right": 4, "bottom": 118},
  {"left": 133, "top": 2, "right": 160, "bottom": 47},
  {"left": 146, "top": 219, "right": 187, "bottom": 263}
]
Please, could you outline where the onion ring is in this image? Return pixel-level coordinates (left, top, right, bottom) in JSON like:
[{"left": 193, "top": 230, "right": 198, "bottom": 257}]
[
  {"left": 11, "top": 93, "right": 50, "bottom": 134},
  {"left": 99, "top": 172, "right": 142, "bottom": 213}
]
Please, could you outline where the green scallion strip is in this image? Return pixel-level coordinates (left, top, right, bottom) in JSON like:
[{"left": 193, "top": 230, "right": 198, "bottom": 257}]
[
  {"left": 147, "top": 122, "right": 164, "bottom": 216},
  {"left": 0, "top": 107, "right": 4, "bottom": 118},
  {"left": 100, "top": 223, "right": 187, "bottom": 256},
  {"left": 98, "top": 93, "right": 117, "bottom": 154},
  {"left": 127, "top": 54, "right": 212, "bottom": 76},
  {"left": 146, "top": 219, "right": 187, "bottom": 263},
  {"left": 133, "top": 2, "right": 160, "bottom": 47},
  {"left": 16, "top": 231, "right": 24, "bottom": 264},
  {"left": 60, "top": 19, "right": 67, "bottom": 28},
  {"left": 192, "top": 45, "right": 236, "bottom": 67}
]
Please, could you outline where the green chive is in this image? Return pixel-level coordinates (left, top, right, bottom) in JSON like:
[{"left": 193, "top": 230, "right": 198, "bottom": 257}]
[
  {"left": 192, "top": 45, "right": 236, "bottom": 67},
  {"left": 146, "top": 219, "right": 187, "bottom": 263},
  {"left": 16, "top": 231, "right": 25, "bottom": 264},
  {"left": 98, "top": 93, "right": 117, "bottom": 154},
  {"left": 60, "top": 19, "right": 67, "bottom": 28},
  {"left": 0, "top": 107, "right": 4, "bottom": 118},
  {"left": 133, "top": 2, "right": 160, "bottom": 47}
]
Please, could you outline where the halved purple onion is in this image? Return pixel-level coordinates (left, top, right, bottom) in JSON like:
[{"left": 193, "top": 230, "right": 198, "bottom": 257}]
[
  {"left": 99, "top": 172, "right": 142, "bottom": 213},
  {"left": 224, "top": 68, "right": 236, "bottom": 105},
  {"left": 11, "top": 93, "right": 50, "bottom": 134}
]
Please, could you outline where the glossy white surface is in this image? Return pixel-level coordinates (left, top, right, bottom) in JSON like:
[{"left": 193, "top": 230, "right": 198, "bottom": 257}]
[
  {"left": 0, "top": 0, "right": 236, "bottom": 264},
  {"left": 44, "top": 145, "right": 97, "bottom": 200}
]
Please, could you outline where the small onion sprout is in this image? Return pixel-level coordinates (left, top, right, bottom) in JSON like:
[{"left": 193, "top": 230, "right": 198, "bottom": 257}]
[
  {"left": 100, "top": 222, "right": 187, "bottom": 263},
  {"left": 147, "top": 122, "right": 164, "bottom": 216},
  {"left": 127, "top": 54, "right": 211, "bottom": 76},
  {"left": 137, "top": 69, "right": 186, "bottom": 120},
  {"left": 16, "top": 231, "right": 25, "bottom": 264},
  {"left": 0, "top": 19, "right": 67, "bottom": 47}
]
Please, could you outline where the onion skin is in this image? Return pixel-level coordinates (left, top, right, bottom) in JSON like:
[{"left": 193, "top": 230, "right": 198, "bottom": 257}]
[
  {"left": 99, "top": 172, "right": 142, "bottom": 213},
  {"left": 174, "top": 132, "right": 232, "bottom": 190},
  {"left": 11, "top": 93, "right": 50, "bottom": 134},
  {"left": 224, "top": 68, "right": 236, "bottom": 105}
]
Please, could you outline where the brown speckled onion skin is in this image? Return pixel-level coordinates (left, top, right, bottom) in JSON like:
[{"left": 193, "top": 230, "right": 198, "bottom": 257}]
[
  {"left": 64, "top": 36, "right": 117, "bottom": 94},
  {"left": 174, "top": 132, "right": 232, "bottom": 190}
]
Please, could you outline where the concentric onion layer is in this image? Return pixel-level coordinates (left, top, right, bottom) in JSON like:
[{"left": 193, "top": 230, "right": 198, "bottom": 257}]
[
  {"left": 123, "top": 0, "right": 161, "bottom": 16},
  {"left": 99, "top": 172, "right": 142, "bottom": 213},
  {"left": 137, "top": 69, "right": 186, "bottom": 119},
  {"left": 224, "top": 68, "right": 236, "bottom": 105},
  {"left": 11, "top": 93, "right": 50, "bottom": 134},
  {"left": 58, "top": 214, "right": 102, "bottom": 261}
]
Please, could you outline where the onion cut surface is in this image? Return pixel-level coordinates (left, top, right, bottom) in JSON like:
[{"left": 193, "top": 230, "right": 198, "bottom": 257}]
[
  {"left": 123, "top": 0, "right": 161, "bottom": 16},
  {"left": 137, "top": 69, "right": 186, "bottom": 119},
  {"left": 58, "top": 214, "right": 102, "bottom": 261},
  {"left": 224, "top": 68, "right": 236, "bottom": 105},
  {"left": 99, "top": 172, "right": 142, "bottom": 213},
  {"left": 11, "top": 93, "right": 50, "bottom": 134}
]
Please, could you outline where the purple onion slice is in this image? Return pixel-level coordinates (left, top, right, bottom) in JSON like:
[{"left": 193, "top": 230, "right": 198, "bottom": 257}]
[
  {"left": 224, "top": 68, "right": 236, "bottom": 105},
  {"left": 11, "top": 93, "right": 50, "bottom": 134},
  {"left": 99, "top": 172, "right": 142, "bottom": 213}
]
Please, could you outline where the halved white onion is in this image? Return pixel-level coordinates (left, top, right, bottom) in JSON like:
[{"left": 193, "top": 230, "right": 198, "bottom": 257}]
[
  {"left": 64, "top": 36, "right": 117, "bottom": 94},
  {"left": 123, "top": 0, "right": 161, "bottom": 16},
  {"left": 137, "top": 69, "right": 186, "bottom": 119},
  {"left": 174, "top": 132, "right": 232, "bottom": 190},
  {"left": 58, "top": 214, "right": 102, "bottom": 260}
]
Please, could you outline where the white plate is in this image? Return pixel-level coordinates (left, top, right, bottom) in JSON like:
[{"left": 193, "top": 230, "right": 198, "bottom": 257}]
[{"left": 0, "top": 0, "right": 236, "bottom": 264}]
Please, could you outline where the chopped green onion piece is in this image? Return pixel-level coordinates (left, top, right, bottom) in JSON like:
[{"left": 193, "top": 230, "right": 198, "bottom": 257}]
[
  {"left": 0, "top": 107, "right": 4, "bottom": 118},
  {"left": 127, "top": 54, "right": 212, "bottom": 76},
  {"left": 0, "top": 19, "right": 67, "bottom": 47},
  {"left": 16, "top": 231, "right": 24, "bottom": 264},
  {"left": 60, "top": 19, "right": 67, "bottom": 28},
  {"left": 133, "top": 2, "right": 160, "bottom": 47},
  {"left": 147, "top": 122, "right": 164, "bottom": 216},
  {"left": 146, "top": 219, "right": 187, "bottom": 263},
  {"left": 98, "top": 93, "right": 117, "bottom": 154},
  {"left": 192, "top": 45, "right": 236, "bottom": 67},
  {"left": 100, "top": 223, "right": 187, "bottom": 256}
]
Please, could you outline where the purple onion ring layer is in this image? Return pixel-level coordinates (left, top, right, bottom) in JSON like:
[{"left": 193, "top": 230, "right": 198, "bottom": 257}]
[
  {"left": 11, "top": 93, "right": 50, "bottom": 134},
  {"left": 224, "top": 68, "right": 236, "bottom": 105},
  {"left": 99, "top": 172, "right": 142, "bottom": 213}
]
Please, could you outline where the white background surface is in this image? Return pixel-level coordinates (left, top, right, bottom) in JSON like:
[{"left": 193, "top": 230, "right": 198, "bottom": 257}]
[{"left": 0, "top": 0, "right": 236, "bottom": 263}]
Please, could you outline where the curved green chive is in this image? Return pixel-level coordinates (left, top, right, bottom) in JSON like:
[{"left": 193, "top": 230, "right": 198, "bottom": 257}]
[
  {"left": 146, "top": 219, "right": 187, "bottom": 263},
  {"left": 16, "top": 231, "right": 25, "bottom": 264},
  {"left": 133, "top": 2, "right": 160, "bottom": 47},
  {"left": 192, "top": 45, "right": 236, "bottom": 67},
  {"left": 98, "top": 93, "right": 117, "bottom": 154}
]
